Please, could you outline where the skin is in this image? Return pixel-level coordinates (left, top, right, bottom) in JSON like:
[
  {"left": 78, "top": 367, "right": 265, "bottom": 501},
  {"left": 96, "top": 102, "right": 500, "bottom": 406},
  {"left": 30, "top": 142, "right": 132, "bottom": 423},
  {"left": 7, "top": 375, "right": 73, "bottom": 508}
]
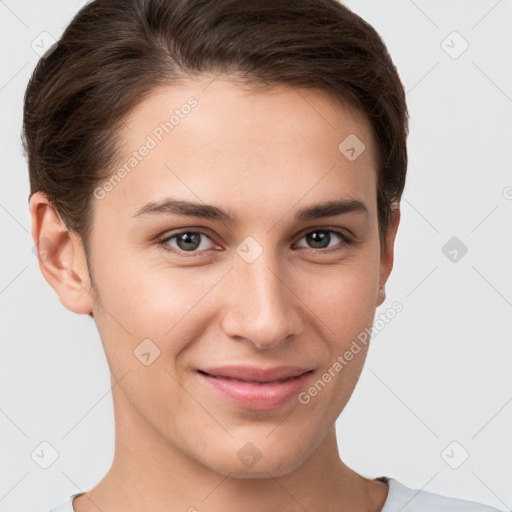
[{"left": 30, "top": 75, "right": 400, "bottom": 512}]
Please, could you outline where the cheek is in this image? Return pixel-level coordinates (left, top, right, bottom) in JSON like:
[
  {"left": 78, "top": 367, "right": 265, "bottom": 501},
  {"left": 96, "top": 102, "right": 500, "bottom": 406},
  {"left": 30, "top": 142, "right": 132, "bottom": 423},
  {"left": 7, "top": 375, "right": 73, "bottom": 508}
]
[
  {"left": 297, "top": 253, "right": 380, "bottom": 340},
  {"left": 93, "top": 257, "right": 222, "bottom": 366}
]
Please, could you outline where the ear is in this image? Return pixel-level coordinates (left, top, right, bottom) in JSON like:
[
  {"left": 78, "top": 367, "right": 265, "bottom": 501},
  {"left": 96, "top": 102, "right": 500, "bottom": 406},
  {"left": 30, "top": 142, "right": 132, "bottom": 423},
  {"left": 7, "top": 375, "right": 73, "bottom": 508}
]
[
  {"left": 376, "top": 205, "right": 400, "bottom": 307},
  {"left": 29, "top": 191, "right": 94, "bottom": 315}
]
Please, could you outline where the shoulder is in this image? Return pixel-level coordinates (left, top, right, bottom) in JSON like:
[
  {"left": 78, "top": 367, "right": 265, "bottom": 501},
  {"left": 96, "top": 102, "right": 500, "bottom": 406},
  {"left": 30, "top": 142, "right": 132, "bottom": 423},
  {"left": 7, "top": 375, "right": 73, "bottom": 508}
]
[
  {"left": 48, "top": 491, "right": 83, "bottom": 512},
  {"left": 379, "top": 477, "right": 507, "bottom": 512}
]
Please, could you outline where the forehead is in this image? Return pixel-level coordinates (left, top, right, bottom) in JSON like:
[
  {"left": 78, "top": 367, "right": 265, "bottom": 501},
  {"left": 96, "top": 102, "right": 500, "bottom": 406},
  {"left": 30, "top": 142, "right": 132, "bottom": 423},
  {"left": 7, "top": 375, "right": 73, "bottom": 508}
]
[{"left": 98, "top": 76, "right": 378, "bottom": 222}]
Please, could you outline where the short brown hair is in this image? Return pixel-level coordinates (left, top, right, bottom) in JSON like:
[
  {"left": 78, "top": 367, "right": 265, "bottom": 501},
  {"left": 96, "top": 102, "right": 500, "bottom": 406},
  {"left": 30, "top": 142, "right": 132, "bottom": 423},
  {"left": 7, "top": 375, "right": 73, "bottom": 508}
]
[{"left": 22, "top": 0, "right": 409, "bottom": 266}]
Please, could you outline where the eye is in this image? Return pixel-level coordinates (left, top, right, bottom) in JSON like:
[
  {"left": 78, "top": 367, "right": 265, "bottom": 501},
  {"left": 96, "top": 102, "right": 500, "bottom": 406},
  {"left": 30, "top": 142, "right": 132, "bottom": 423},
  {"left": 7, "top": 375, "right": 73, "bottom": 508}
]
[
  {"left": 158, "top": 230, "right": 218, "bottom": 256},
  {"left": 157, "top": 227, "right": 354, "bottom": 257},
  {"left": 294, "top": 228, "right": 354, "bottom": 252}
]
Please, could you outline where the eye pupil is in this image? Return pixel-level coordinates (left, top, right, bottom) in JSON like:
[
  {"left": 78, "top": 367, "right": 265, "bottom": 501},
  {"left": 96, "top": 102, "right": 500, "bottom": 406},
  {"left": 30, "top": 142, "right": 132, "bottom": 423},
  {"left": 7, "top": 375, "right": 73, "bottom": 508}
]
[
  {"left": 306, "top": 231, "right": 330, "bottom": 249},
  {"left": 177, "top": 232, "right": 201, "bottom": 251}
]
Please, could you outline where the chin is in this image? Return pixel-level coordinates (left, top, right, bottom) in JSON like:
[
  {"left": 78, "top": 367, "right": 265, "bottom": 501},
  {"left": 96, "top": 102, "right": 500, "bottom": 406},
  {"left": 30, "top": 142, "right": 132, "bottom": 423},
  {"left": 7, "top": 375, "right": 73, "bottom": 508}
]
[
  {"left": 210, "top": 459, "right": 305, "bottom": 480},
  {"left": 197, "top": 440, "right": 310, "bottom": 479}
]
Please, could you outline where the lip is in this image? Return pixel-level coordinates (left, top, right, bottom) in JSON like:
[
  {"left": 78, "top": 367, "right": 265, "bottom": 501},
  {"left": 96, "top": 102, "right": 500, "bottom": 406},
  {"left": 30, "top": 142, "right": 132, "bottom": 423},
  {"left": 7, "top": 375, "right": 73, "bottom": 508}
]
[{"left": 197, "top": 365, "right": 314, "bottom": 410}]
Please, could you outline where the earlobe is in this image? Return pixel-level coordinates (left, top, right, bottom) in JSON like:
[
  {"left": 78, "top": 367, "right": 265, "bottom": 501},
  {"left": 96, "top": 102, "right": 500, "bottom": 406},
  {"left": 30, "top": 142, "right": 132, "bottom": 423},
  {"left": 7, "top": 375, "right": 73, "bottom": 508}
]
[{"left": 29, "top": 192, "right": 94, "bottom": 315}]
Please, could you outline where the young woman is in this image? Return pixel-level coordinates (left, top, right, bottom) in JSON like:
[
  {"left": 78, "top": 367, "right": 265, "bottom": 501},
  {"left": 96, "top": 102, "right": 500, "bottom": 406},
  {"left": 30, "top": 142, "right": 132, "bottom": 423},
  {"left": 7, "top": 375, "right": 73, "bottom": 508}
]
[{"left": 23, "top": 1, "right": 504, "bottom": 511}]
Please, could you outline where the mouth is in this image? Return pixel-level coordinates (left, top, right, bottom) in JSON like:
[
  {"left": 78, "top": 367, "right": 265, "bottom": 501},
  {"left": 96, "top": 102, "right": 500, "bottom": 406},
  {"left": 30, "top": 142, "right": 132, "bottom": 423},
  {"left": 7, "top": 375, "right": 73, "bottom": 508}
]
[{"left": 196, "top": 366, "right": 314, "bottom": 410}]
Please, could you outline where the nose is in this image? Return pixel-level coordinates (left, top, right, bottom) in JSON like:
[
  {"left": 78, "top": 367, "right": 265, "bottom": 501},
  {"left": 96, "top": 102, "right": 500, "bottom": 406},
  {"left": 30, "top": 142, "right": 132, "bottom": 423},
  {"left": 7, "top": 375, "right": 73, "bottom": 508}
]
[{"left": 220, "top": 249, "right": 304, "bottom": 350}]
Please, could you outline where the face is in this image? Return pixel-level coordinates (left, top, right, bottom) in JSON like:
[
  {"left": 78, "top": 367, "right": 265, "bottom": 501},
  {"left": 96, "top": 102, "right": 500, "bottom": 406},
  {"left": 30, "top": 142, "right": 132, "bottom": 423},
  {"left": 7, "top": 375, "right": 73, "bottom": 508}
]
[{"left": 32, "top": 76, "right": 399, "bottom": 478}]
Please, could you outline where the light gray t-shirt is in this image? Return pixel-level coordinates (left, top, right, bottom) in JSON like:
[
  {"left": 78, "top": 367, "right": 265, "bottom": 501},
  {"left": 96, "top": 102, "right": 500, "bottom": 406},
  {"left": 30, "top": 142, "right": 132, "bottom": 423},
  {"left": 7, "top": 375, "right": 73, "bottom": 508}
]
[{"left": 48, "top": 476, "right": 506, "bottom": 511}]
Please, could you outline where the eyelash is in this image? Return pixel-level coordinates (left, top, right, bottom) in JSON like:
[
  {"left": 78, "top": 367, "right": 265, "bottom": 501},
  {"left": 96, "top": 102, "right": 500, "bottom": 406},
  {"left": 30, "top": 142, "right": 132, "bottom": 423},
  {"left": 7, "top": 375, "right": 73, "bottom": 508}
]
[{"left": 157, "top": 228, "right": 355, "bottom": 257}]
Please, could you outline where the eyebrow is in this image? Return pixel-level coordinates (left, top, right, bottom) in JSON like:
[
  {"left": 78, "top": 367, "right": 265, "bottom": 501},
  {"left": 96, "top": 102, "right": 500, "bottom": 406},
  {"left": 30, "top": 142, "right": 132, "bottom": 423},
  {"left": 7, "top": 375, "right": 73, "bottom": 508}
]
[{"left": 131, "top": 196, "right": 370, "bottom": 224}]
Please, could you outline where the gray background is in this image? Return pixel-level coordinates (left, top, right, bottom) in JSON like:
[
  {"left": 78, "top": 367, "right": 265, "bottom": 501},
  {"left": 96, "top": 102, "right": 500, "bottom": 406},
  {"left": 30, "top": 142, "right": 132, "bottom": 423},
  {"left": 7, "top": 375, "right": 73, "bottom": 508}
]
[{"left": 1, "top": 0, "right": 511, "bottom": 510}]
